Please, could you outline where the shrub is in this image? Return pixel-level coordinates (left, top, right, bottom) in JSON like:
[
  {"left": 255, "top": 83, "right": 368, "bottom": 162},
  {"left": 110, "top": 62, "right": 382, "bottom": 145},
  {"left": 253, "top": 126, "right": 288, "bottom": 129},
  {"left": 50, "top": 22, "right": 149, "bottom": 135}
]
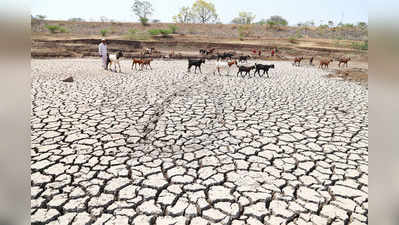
[
  {"left": 318, "top": 24, "right": 329, "bottom": 29},
  {"left": 266, "top": 15, "right": 288, "bottom": 26},
  {"left": 59, "top": 27, "right": 68, "bottom": 33},
  {"left": 45, "top": 24, "right": 67, "bottom": 33},
  {"left": 168, "top": 24, "right": 178, "bottom": 34},
  {"left": 68, "top": 18, "right": 84, "bottom": 22},
  {"left": 257, "top": 19, "right": 267, "bottom": 25},
  {"left": 45, "top": 24, "right": 60, "bottom": 33},
  {"left": 351, "top": 40, "right": 368, "bottom": 50},
  {"left": 148, "top": 29, "right": 172, "bottom": 37},
  {"left": 159, "top": 29, "right": 172, "bottom": 37},
  {"left": 148, "top": 29, "right": 161, "bottom": 35},
  {"left": 100, "top": 29, "right": 108, "bottom": 36},
  {"left": 140, "top": 17, "right": 149, "bottom": 26}
]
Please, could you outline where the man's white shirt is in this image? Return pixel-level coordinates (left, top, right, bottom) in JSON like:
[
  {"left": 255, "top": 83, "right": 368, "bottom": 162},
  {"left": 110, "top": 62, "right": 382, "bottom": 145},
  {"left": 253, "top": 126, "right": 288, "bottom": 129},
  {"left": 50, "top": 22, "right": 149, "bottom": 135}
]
[{"left": 98, "top": 43, "right": 107, "bottom": 56}]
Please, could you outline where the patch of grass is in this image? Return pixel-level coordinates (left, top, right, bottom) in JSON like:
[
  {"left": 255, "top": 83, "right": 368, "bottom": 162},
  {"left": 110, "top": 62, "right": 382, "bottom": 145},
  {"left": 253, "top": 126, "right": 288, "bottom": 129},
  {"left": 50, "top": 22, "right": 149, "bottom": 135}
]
[
  {"left": 124, "top": 32, "right": 151, "bottom": 40},
  {"left": 238, "top": 24, "right": 252, "bottom": 41},
  {"left": 100, "top": 29, "right": 108, "bottom": 36},
  {"left": 295, "top": 30, "right": 303, "bottom": 39},
  {"left": 128, "top": 29, "right": 137, "bottom": 35},
  {"left": 59, "top": 27, "right": 68, "bottom": 33},
  {"left": 148, "top": 28, "right": 173, "bottom": 37},
  {"left": 168, "top": 24, "right": 178, "bottom": 34},
  {"left": 351, "top": 40, "right": 368, "bottom": 50},
  {"left": 148, "top": 29, "right": 161, "bottom": 35},
  {"left": 159, "top": 29, "right": 172, "bottom": 37},
  {"left": 45, "top": 24, "right": 67, "bottom": 33},
  {"left": 288, "top": 36, "right": 298, "bottom": 44},
  {"left": 334, "top": 40, "right": 351, "bottom": 48},
  {"left": 140, "top": 17, "right": 150, "bottom": 26}
]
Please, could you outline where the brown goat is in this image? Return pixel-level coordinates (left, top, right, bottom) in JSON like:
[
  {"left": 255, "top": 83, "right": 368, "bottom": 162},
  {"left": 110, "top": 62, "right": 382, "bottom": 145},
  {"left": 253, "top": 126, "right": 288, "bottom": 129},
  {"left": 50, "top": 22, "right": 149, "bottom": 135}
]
[
  {"left": 293, "top": 57, "right": 304, "bottom": 66},
  {"left": 338, "top": 57, "right": 351, "bottom": 67},
  {"left": 131, "top": 58, "right": 144, "bottom": 70},
  {"left": 141, "top": 58, "right": 153, "bottom": 70},
  {"left": 319, "top": 59, "right": 334, "bottom": 69}
]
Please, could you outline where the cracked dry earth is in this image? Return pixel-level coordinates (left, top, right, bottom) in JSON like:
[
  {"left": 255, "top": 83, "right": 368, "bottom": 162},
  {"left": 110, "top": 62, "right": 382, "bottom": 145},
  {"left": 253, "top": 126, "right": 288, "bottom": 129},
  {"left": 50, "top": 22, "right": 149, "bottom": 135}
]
[{"left": 31, "top": 59, "right": 368, "bottom": 225}]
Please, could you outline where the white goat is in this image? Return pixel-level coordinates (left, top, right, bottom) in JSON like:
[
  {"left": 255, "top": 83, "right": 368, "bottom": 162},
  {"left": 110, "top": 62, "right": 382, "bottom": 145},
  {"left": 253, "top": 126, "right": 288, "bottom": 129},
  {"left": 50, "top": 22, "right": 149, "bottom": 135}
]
[
  {"left": 213, "top": 60, "right": 237, "bottom": 75},
  {"left": 107, "top": 51, "right": 123, "bottom": 72}
]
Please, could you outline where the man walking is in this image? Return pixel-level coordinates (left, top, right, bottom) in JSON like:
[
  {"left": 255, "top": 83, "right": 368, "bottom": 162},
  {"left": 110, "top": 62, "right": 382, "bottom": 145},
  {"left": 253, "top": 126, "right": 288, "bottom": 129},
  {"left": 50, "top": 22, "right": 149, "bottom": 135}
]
[{"left": 98, "top": 38, "right": 108, "bottom": 70}]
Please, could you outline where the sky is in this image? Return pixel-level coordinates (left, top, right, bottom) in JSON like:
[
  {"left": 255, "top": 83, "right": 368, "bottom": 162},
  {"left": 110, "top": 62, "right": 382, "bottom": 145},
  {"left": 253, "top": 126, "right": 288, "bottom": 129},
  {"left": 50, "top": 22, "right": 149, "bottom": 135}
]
[{"left": 31, "top": 0, "right": 369, "bottom": 26}]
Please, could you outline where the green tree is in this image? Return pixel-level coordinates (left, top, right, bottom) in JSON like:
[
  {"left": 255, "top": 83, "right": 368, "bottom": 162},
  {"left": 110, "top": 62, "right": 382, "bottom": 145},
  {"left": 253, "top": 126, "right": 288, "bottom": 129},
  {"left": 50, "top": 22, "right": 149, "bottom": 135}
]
[
  {"left": 35, "top": 15, "right": 46, "bottom": 20},
  {"left": 357, "top": 22, "right": 368, "bottom": 29},
  {"left": 191, "top": 0, "right": 218, "bottom": 24},
  {"left": 68, "top": 18, "right": 85, "bottom": 22},
  {"left": 131, "top": 0, "right": 153, "bottom": 25},
  {"left": 231, "top": 11, "right": 256, "bottom": 24},
  {"left": 266, "top": 15, "right": 288, "bottom": 26},
  {"left": 173, "top": 6, "right": 193, "bottom": 23}
]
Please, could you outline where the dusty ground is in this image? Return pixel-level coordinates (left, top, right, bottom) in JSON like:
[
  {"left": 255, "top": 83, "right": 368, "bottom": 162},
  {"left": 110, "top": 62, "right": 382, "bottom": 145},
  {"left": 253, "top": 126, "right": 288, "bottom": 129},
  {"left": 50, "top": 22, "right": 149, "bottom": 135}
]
[{"left": 31, "top": 59, "right": 368, "bottom": 225}]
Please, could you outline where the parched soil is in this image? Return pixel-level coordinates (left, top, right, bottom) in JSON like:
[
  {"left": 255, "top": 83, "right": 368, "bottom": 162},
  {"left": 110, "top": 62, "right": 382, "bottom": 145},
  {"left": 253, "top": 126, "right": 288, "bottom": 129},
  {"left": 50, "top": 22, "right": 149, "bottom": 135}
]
[
  {"left": 31, "top": 59, "right": 368, "bottom": 225},
  {"left": 328, "top": 68, "right": 368, "bottom": 87}
]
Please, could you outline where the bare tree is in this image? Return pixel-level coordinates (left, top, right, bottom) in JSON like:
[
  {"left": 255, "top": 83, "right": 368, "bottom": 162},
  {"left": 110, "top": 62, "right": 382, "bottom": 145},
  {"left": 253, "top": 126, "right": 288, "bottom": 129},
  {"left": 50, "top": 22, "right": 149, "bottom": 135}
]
[
  {"left": 173, "top": 6, "right": 193, "bottom": 23},
  {"left": 131, "top": 0, "right": 153, "bottom": 25},
  {"left": 191, "top": 0, "right": 218, "bottom": 24}
]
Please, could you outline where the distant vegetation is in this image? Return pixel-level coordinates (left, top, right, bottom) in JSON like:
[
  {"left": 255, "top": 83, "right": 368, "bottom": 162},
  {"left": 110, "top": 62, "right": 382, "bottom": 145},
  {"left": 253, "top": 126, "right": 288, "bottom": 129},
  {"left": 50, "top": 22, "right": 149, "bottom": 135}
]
[
  {"left": 351, "top": 40, "right": 368, "bottom": 50},
  {"left": 231, "top": 12, "right": 256, "bottom": 24},
  {"left": 124, "top": 29, "right": 150, "bottom": 40},
  {"left": 173, "top": 0, "right": 218, "bottom": 24},
  {"left": 100, "top": 29, "right": 108, "bottom": 36},
  {"left": 237, "top": 24, "right": 252, "bottom": 41},
  {"left": 132, "top": 0, "right": 153, "bottom": 26},
  {"left": 33, "top": 15, "right": 46, "bottom": 20},
  {"left": 31, "top": 10, "right": 367, "bottom": 44},
  {"left": 68, "top": 18, "right": 85, "bottom": 22},
  {"left": 148, "top": 28, "right": 173, "bottom": 37},
  {"left": 266, "top": 15, "right": 288, "bottom": 27},
  {"left": 45, "top": 24, "right": 67, "bottom": 33},
  {"left": 168, "top": 24, "right": 178, "bottom": 34}
]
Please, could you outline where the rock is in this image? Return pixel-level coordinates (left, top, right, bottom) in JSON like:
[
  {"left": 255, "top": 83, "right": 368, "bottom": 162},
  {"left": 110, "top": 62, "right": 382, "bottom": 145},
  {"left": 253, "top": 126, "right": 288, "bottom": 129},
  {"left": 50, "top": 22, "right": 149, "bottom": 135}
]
[{"left": 62, "top": 76, "right": 74, "bottom": 82}]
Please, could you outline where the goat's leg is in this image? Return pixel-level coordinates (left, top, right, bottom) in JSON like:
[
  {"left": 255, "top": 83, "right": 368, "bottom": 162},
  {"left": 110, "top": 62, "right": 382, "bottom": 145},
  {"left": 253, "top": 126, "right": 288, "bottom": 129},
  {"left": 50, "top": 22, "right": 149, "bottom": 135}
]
[
  {"left": 149, "top": 64, "right": 152, "bottom": 70},
  {"left": 118, "top": 62, "right": 121, "bottom": 72},
  {"left": 199, "top": 66, "right": 202, "bottom": 74}
]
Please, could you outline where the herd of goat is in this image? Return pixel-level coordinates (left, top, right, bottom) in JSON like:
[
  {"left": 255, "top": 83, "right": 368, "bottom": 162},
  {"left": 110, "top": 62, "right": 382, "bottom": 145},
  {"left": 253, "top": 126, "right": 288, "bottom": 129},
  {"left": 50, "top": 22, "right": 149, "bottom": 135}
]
[{"left": 105, "top": 48, "right": 351, "bottom": 77}]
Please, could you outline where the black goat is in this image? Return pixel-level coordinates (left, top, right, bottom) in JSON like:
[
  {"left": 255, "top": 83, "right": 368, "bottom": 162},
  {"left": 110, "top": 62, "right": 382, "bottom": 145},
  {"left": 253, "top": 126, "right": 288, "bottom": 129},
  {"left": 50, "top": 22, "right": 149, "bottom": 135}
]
[
  {"left": 217, "top": 53, "right": 234, "bottom": 61},
  {"left": 254, "top": 63, "right": 275, "bottom": 78},
  {"left": 238, "top": 55, "right": 251, "bottom": 63},
  {"left": 236, "top": 65, "right": 255, "bottom": 77},
  {"left": 188, "top": 59, "right": 206, "bottom": 74}
]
